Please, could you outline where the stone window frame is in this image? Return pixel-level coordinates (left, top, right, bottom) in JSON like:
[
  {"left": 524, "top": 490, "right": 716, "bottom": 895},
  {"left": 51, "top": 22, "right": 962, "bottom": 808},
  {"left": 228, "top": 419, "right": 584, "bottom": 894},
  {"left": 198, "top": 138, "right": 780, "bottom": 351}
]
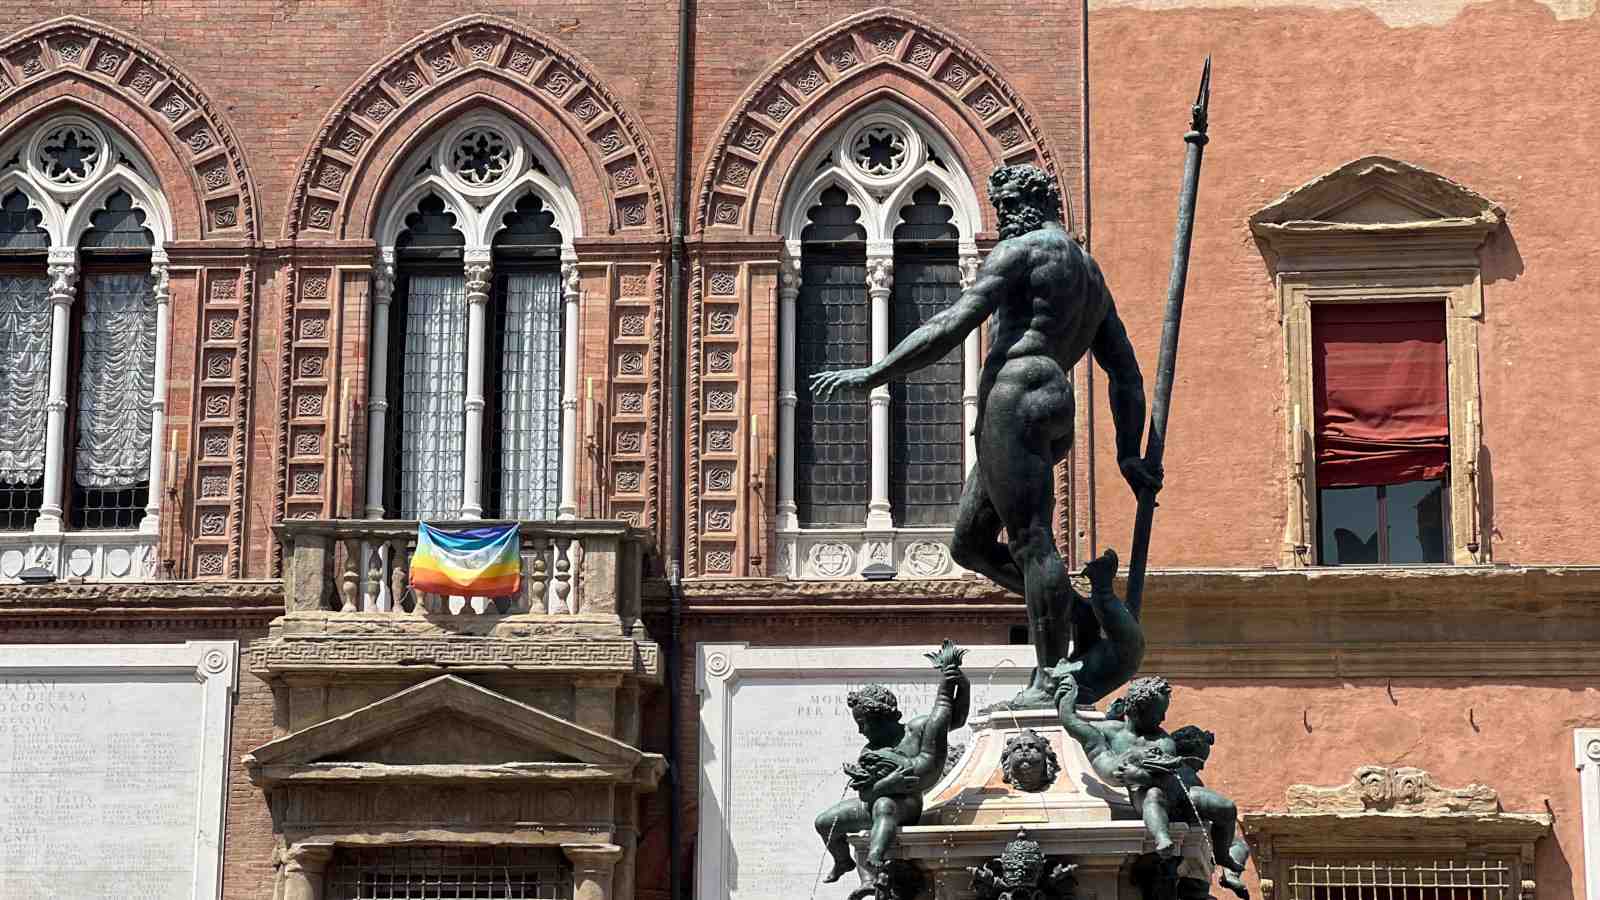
[
  {"left": 1244, "top": 766, "right": 1551, "bottom": 900},
  {"left": 1576, "top": 729, "right": 1600, "bottom": 900},
  {"left": 0, "top": 112, "right": 177, "bottom": 581},
  {"left": 773, "top": 101, "right": 986, "bottom": 581},
  {"left": 1251, "top": 157, "right": 1502, "bottom": 568},
  {"left": 365, "top": 109, "right": 585, "bottom": 527}
]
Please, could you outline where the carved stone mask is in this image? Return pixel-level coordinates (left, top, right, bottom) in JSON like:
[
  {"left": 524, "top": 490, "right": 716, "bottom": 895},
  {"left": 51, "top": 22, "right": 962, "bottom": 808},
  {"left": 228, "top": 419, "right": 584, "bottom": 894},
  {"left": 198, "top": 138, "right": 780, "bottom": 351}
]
[{"left": 1001, "top": 730, "right": 1061, "bottom": 793}]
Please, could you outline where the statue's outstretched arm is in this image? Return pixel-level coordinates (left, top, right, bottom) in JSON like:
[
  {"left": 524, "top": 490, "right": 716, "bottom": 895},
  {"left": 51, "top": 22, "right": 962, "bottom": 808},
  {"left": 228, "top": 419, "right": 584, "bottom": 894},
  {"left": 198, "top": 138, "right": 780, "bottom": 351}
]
[
  {"left": 1053, "top": 667, "right": 1112, "bottom": 760},
  {"left": 811, "top": 242, "right": 1018, "bottom": 399}
]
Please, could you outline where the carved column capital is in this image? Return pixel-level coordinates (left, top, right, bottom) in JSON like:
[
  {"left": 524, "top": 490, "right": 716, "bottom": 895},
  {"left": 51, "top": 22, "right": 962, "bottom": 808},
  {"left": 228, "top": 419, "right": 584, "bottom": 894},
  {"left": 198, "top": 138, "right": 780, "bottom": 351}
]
[
  {"left": 959, "top": 250, "right": 981, "bottom": 289},
  {"left": 561, "top": 259, "right": 582, "bottom": 299},
  {"left": 563, "top": 842, "right": 623, "bottom": 900},
  {"left": 150, "top": 257, "right": 172, "bottom": 306},
  {"left": 46, "top": 247, "right": 77, "bottom": 304},
  {"left": 280, "top": 842, "right": 335, "bottom": 900},
  {"left": 778, "top": 253, "right": 802, "bottom": 298},
  {"left": 373, "top": 247, "right": 397, "bottom": 305},
  {"left": 866, "top": 255, "right": 894, "bottom": 298}
]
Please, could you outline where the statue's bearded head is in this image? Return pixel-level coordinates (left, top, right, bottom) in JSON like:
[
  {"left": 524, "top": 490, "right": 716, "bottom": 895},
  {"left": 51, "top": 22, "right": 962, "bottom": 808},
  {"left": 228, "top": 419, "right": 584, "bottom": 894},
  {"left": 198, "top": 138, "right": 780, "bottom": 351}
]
[
  {"left": 847, "top": 683, "right": 903, "bottom": 745},
  {"left": 1001, "top": 729, "right": 1061, "bottom": 793},
  {"left": 988, "top": 164, "right": 1062, "bottom": 240}
]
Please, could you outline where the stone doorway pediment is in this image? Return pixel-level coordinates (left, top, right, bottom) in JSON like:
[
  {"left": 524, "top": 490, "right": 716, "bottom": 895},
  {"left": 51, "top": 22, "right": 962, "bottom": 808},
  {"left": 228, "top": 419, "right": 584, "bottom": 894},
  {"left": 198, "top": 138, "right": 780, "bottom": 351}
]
[{"left": 244, "top": 674, "right": 664, "bottom": 789}]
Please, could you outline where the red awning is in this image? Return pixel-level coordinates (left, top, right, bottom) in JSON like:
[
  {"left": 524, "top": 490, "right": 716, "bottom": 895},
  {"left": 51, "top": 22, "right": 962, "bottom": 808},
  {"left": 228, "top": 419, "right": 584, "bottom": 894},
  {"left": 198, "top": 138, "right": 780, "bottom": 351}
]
[{"left": 1312, "top": 302, "right": 1449, "bottom": 488}]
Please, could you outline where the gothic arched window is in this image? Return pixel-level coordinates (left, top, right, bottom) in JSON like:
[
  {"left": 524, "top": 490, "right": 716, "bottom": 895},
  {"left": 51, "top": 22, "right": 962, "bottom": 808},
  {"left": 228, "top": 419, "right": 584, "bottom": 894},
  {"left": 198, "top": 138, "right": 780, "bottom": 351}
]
[
  {"left": 776, "top": 105, "right": 984, "bottom": 579},
  {"left": 0, "top": 113, "right": 173, "bottom": 581},
  {"left": 368, "top": 111, "right": 582, "bottom": 523}
]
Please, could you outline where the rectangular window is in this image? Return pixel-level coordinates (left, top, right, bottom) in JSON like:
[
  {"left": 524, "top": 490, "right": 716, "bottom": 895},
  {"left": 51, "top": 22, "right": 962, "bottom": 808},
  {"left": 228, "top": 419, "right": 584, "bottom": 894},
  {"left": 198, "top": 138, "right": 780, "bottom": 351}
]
[
  {"left": 889, "top": 249, "right": 964, "bottom": 526},
  {"left": 326, "top": 845, "right": 571, "bottom": 900},
  {"left": 1287, "top": 858, "right": 1511, "bottom": 900},
  {"left": 794, "top": 249, "right": 870, "bottom": 527},
  {"left": 70, "top": 269, "right": 156, "bottom": 530},
  {"left": 389, "top": 272, "right": 468, "bottom": 519},
  {"left": 483, "top": 268, "right": 563, "bottom": 520},
  {"left": 0, "top": 272, "right": 50, "bottom": 530},
  {"left": 1312, "top": 302, "right": 1449, "bottom": 564}
]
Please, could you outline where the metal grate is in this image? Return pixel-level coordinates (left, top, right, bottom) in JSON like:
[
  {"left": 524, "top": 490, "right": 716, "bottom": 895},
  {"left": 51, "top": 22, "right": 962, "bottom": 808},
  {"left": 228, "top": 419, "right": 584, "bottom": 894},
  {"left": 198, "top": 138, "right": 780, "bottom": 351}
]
[
  {"left": 327, "top": 846, "right": 572, "bottom": 900},
  {"left": 889, "top": 249, "right": 964, "bottom": 526},
  {"left": 70, "top": 270, "right": 156, "bottom": 530},
  {"left": 390, "top": 272, "right": 468, "bottom": 519},
  {"left": 0, "top": 272, "right": 49, "bottom": 530},
  {"left": 1287, "top": 858, "right": 1511, "bottom": 900},
  {"left": 483, "top": 268, "right": 563, "bottom": 520}
]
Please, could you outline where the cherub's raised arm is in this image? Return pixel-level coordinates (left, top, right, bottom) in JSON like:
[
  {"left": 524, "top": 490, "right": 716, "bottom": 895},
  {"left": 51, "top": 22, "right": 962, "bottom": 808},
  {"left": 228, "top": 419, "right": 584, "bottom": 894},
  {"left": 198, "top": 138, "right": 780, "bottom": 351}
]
[{"left": 1053, "top": 665, "right": 1112, "bottom": 760}]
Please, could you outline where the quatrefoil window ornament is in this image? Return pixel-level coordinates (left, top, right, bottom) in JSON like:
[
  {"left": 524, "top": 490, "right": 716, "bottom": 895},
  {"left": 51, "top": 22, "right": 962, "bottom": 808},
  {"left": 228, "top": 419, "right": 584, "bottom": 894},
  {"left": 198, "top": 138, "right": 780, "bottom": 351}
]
[
  {"left": 851, "top": 124, "right": 908, "bottom": 177},
  {"left": 37, "top": 124, "right": 102, "bottom": 186},
  {"left": 450, "top": 127, "right": 513, "bottom": 186}
]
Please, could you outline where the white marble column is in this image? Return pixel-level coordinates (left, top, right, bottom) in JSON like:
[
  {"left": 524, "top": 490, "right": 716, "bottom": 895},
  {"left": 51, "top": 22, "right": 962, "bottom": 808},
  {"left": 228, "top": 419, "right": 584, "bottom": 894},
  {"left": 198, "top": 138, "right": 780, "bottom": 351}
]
[
  {"left": 558, "top": 256, "right": 580, "bottom": 520},
  {"left": 280, "top": 842, "right": 334, "bottom": 900},
  {"left": 865, "top": 242, "right": 894, "bottom": 530},
  {"left": 461, "top": 248, "right": 491, "bottom": 519},
  {"left": 959, "top": 245, "right": 982, "bottom": 474},
  {"left": 775, "top": 245, "right": 801, "bottom": 533},
  {"left": 35, "top": 247, "right": 77, "bottom": 534},
  {"left": 365, "top": 249, "right": 396, "bottom": 520},
  {"left": 563, "top": 843, "right": 624, "bottom": 900},
  {"left": 141, "top": 250, "right": 172, "bottom": 532}
]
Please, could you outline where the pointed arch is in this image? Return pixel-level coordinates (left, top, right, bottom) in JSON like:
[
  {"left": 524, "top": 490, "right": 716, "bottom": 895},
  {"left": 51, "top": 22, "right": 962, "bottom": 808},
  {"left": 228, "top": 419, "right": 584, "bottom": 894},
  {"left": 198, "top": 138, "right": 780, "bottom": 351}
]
[
  {"left": 694, "top": 7, "right": 1069, "bottom": 236},
  {"left": 284, "top": 15, "right": 666, "bottom": 240},
  {"left": 0, "top": 16, "right": 259, "bottom": 240}
]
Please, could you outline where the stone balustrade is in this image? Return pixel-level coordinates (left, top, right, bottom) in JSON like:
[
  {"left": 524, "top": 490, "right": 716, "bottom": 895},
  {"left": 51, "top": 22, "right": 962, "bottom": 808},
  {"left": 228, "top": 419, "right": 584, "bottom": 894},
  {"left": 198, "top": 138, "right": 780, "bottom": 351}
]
[{"left": 275, "top": 519, "right": 651, "bottom": 620}]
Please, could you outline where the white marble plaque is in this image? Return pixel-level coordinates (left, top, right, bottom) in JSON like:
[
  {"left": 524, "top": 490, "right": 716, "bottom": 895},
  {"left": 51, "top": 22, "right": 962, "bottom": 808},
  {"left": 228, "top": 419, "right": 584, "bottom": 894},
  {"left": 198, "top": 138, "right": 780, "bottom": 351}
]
[
  {"left": 0, "top": 642, "right": 237, "bottom": 900},
  {"left": 697, "top": 644, "right": 1032, "bottom": 900}
]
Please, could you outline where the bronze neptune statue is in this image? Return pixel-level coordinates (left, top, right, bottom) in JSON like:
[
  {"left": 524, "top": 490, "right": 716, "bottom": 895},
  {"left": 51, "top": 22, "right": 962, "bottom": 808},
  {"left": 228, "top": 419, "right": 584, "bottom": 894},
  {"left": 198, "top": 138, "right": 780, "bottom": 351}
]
[{"left": 812, "top": 164, "right": 1160, "bottom": 708}]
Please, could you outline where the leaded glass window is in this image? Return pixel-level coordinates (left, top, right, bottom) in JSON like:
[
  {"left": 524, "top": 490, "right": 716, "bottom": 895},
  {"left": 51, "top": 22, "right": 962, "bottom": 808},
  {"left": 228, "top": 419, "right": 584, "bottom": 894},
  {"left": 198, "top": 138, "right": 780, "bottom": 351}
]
[{"left": 795, "top": 186, "right": 870, "bottom": 526}]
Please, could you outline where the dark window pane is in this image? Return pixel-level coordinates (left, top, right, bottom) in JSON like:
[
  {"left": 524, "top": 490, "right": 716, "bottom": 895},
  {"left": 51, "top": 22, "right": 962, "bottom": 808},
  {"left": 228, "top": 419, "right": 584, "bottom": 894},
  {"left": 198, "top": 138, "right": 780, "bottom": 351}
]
[
  {"left": 795, "top": 249, "right": 869, "bottom": 526},
  {"left": 1386, "top": 478, "right": 1448, "bottom": 564},
  {"left": 1319, "top": 485, "right": 1378, "bottom": 565},
  {"left": 0, "top": 191, "right": 48, "bottom": 251},
  {"left": 890, "top": 248, "right": 964, "bottom": 526},
  {"left": 79, "top": 189, "right": 154, "bottom": 251}
]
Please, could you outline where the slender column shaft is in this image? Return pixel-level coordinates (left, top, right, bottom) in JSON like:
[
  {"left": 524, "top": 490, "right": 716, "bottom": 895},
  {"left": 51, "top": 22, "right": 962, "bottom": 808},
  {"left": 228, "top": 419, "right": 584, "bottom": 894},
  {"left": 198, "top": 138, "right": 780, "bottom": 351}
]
[
  {"left": 558, "top": 258, "right": 581, "bottom": 520},
  {"left": 959, "top": 249, "right": 982, "bottom": 474},
  {"left": 776, "top": 249, "right": 800, "bottom": 531},
  {"left": 365, "top": 249, "right": 395, "bottom": 520},
  {"left": 865, "top": 249, "right": 893, "bottom": 530},
  {"left": 142, "top": 252, "right": 172, "bottom": 532},
  {"left": 36, "top": 248, "right": 77, "bottom": 533},
  {"left": 461, "top": 250, "right": 491, "bottom": 519}
]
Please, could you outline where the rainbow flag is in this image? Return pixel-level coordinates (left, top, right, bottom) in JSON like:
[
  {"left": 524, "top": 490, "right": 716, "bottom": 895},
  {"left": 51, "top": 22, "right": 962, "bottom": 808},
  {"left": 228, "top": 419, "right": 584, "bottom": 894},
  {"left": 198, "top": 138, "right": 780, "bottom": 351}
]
[{"left": 409, "top": 523, "right": 522, "bottom": 598}]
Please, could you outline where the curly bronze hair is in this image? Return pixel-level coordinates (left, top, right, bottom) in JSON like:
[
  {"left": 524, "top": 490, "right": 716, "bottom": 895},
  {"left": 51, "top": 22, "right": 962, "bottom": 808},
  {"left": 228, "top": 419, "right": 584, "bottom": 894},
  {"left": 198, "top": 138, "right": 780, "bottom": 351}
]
[
  {"left": 1171, "top": 725, "right": 1215, "bottom": 764},
  {"left": 846, "top": 683, "right": 901, "bottom": 722},
  {"left": 1120, "top": 675, "right": 1172, "bottom": 718},
  {"left": 987, "top": 163, "right": 1062, "bottom": 224},
  {"left": 1000, "top": 729, "right": 1061, "bottom": 791}
]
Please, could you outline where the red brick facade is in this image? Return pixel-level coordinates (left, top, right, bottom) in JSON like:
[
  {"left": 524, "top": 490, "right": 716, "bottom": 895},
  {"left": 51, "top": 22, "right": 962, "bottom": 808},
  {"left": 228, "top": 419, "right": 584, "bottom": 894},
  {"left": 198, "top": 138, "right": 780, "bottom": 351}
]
[{"left": 3, "top": 2, "right": 1600, "bottom": 899}]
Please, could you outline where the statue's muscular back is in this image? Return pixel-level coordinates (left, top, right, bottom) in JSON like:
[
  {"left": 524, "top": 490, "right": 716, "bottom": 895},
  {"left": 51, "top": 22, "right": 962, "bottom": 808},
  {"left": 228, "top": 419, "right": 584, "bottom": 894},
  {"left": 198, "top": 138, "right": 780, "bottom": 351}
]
[{"left": 977, "top": 224, "right": 1110, "bottom": 453}]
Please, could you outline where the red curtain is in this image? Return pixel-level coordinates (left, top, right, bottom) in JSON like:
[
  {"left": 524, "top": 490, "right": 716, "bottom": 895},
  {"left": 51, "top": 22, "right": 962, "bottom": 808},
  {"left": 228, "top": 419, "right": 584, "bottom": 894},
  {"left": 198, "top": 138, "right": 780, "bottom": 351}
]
[{"left": 1311, "top": 302, "right": 1449, "bottom": 488}]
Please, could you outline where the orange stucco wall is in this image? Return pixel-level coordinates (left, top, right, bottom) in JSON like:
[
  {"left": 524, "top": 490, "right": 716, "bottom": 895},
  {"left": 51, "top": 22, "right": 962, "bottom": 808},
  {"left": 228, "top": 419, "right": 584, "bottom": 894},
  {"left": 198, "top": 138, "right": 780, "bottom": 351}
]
[{"left": 1085, "top": 0, "right": 1600, "bottom": 567}]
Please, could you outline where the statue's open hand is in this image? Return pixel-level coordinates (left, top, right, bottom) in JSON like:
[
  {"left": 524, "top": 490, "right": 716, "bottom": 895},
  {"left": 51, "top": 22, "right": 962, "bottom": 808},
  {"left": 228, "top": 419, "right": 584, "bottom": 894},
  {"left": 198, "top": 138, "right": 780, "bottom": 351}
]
[
  {"left": 810, "top": 367, "right": 874, "bottom": 400},
  {"left": 1119, "top": 456, "right": 1164, "bottom": 496}
]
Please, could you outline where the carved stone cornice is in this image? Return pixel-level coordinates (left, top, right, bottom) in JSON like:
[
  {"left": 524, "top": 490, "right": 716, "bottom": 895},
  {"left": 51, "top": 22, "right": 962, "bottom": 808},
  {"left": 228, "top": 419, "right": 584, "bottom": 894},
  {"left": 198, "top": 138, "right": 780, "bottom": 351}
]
[
  {"left": 249, "top": 634, "right": 661, "bottom": 682},
  {"left": 0, "top": 580, "right": 283, "bottom": 627}
]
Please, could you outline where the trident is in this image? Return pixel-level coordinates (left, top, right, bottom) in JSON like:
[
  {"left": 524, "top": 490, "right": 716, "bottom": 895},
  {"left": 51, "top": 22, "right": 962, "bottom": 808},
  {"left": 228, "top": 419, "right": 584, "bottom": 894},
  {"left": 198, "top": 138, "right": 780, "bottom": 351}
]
[{"left": 1124, "top": 57, "right": 1211, "bottom": 621}]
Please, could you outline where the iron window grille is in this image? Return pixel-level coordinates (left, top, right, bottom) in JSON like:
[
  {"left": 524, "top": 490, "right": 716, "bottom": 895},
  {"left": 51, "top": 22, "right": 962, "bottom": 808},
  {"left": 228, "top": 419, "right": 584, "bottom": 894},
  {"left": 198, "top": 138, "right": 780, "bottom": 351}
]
[
  {"left": 326, "top": 846, "right": 572, "bottom": 900},
  {"left": 1285, "top": 858, "right": 1512, "bottom": 900}
]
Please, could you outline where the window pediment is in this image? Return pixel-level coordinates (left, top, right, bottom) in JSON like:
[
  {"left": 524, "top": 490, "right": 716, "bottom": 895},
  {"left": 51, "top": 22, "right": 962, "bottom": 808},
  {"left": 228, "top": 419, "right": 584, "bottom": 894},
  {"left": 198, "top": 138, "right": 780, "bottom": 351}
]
[
  {"left": 1251, "top": 156, "right": 1502, "bottom": 254},
  {"left": 244, "top": 674, "right": 663, "bottom": 788}
]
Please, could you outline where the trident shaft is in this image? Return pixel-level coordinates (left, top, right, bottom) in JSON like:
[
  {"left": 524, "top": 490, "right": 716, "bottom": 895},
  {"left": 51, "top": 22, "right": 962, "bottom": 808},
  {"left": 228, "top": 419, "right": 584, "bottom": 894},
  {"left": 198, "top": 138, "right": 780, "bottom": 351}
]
[{"left": 1125, "top": 57, "right": 1211, "bottom": 621}]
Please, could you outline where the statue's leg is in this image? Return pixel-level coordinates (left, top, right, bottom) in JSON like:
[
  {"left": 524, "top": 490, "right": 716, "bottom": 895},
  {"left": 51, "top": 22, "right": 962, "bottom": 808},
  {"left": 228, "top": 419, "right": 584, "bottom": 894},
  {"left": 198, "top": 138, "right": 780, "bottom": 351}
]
[
  {"left": 816, "top": 798, "right": 870, "bottom": 882},
  {"left": 1073, "top": 548, "right": 1146, "bottom": 703},
  {"left": 1188, "top": 787, "right": 1241, "bottom": 869},
  {"left": 980, "top": 371, "right": 1071, "bottom": 700},
  {"left": 950, "top": 467, "right": 1023, "bottom": 595},
  {"left": 1140, "top": 786, "right": 1179, "bottom": 856},
  {"left": 865, "top": 794, "right": 923, "bottom": 869}
]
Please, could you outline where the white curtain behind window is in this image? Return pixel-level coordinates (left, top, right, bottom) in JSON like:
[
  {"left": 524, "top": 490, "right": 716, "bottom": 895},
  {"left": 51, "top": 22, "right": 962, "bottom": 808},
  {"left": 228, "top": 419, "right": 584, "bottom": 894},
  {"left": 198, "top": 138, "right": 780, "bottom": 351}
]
[
  {"left": 498, "top": 271, "right": 563, "bottom": 519},
  {"left": 75, "top": 272, "right": 156, "bottom": 488},
  {"left": 0, "top": 275, "right": 51, "bottom": 485},
  {"left": 399, "top": 274, "right": 467, "bottom": 519}
]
